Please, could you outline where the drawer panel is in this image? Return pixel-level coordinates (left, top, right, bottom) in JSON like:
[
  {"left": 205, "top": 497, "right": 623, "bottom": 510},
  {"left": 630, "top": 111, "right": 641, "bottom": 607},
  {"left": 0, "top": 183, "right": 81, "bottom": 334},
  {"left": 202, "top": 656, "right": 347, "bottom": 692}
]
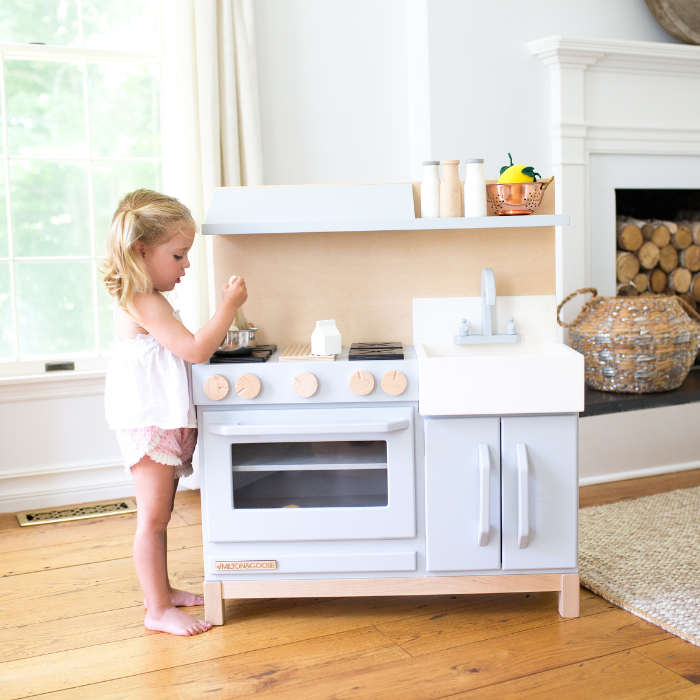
[{"left": 209, "top": 551, "right": 417, "bottom": 575}]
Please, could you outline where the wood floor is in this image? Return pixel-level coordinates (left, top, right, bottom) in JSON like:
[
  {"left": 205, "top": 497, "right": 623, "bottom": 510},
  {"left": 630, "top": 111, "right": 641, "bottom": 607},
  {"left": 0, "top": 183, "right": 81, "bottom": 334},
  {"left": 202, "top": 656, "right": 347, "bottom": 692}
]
[{"left": 3, "top": 472, "right": 700, "bottom": 699}]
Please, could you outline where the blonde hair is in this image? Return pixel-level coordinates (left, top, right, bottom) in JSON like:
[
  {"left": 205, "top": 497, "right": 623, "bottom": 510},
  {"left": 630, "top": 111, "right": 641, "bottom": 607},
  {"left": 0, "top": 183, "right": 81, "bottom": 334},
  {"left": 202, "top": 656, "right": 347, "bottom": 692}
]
[{"left": 101, "top": 189, "right": 195, "bottom": 309}]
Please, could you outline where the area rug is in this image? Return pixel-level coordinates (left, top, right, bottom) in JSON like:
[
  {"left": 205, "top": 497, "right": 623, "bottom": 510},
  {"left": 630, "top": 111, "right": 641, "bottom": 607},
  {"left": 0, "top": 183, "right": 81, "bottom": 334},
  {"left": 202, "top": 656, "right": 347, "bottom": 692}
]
[{"left": 579, "top": 485, "right": 700, "bottom": 646}]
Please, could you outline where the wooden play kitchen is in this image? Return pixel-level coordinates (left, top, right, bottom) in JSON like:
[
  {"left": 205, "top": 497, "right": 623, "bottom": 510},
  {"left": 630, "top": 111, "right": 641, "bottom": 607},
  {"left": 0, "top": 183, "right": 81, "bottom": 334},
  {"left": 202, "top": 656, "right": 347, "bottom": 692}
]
[{"left": 195, "top": 177, "right": 584, "bottom": 625}]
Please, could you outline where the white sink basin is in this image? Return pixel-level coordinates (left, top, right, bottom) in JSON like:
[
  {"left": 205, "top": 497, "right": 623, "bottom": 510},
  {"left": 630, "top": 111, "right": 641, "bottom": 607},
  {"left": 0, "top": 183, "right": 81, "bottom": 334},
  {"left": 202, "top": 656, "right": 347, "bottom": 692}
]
[
  {"left": 415, "top": 340, "right": 584, "bottom": 416},
  {"left": 413, "top": 295, "right": 584, "bottom": 416}
]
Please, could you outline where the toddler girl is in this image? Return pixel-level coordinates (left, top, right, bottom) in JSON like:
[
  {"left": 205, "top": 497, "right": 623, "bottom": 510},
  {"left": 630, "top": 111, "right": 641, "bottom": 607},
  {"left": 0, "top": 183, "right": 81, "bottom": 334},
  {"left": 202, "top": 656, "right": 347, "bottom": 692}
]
[{"left": 102, "top": 189, "right": 247, "bottom": 636}]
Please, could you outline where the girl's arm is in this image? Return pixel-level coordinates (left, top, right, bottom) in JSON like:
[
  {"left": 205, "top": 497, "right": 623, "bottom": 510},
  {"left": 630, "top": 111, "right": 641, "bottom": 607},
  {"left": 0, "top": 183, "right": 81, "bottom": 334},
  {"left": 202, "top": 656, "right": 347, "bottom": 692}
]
[{"left": 130, "top": 277, "right": 248, "bottom": 364}]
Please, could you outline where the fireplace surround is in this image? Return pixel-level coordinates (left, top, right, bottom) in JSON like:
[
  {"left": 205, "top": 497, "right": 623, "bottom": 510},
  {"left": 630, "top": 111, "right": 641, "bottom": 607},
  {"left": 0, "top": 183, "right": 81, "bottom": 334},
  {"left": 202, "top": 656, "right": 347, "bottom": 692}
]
[{"left": 530, "top": 36, "right": 700, "bottom": 320}]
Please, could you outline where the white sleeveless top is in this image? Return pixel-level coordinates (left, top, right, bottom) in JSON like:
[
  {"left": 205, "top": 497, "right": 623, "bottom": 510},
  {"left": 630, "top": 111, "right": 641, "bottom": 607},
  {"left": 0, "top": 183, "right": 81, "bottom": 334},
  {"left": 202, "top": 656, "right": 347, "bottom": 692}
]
[{"left": 104, "top": 310, "right": 197, "bottom": 431}]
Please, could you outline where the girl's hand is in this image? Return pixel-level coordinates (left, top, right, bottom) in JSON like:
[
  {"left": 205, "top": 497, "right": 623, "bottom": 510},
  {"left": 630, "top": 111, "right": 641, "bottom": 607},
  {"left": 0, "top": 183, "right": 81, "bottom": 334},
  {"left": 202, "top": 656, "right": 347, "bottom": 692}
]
[{"left": 222, "top": 276, "right": 248, "bottom": 308}]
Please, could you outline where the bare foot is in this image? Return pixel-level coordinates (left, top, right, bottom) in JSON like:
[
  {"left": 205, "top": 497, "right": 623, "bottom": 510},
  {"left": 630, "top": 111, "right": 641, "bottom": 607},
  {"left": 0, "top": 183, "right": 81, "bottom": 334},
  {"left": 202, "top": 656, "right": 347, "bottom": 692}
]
[
  {"left": 144, "top": 588, "right": 205, "bottom": 609},
  {"left": 144, "top": 606, "right": 212, "bottom": 636},
  {"left": 169, "top": 588, "right": 205, "bottom": 607}
]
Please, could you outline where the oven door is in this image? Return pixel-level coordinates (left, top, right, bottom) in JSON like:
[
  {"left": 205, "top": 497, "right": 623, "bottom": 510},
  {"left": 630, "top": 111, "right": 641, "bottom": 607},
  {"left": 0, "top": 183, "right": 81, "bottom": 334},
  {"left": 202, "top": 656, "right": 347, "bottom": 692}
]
[{"left": 202, "top": 406, "right": 415, "bottom": 542}]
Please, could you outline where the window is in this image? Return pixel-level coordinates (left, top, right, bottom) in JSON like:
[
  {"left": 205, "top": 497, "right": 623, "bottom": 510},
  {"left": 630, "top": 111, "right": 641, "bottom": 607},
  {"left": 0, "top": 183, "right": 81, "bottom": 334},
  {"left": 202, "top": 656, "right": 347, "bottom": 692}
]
[{"left": 0, "top": 1, "right": 163, "bottom": 375}]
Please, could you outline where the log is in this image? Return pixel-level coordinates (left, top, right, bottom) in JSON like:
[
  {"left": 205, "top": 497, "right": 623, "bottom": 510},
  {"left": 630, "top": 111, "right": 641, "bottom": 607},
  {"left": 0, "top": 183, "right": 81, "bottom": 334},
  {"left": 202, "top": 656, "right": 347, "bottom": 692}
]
[
  {"left": 647, "top": 268, "right": 668, "bottom": 293},
  {"left": 659, "top": 244, "right": 680, "bottom": 273},
  {"left": 680, "top": 294, "right": 698, "bottom": 312},
  {"left": 671, "top": 225, "right": 693, "bottom": 250},
  {"left": 652, "top": 219, "right": 678, "bottom": 234},
  {"left": 689, "top": 222, "right": 700, "bottom": 245},
  {"left": 679, "top": 244, "right": 700, "bottom": 272},
  {"left": 616, "top": 251, "right": 640, "bottom": 283},
  {"left": 648, "top": 223, "right": 671, "bottom": 248},
  {"left": 667, "top": 267, "right": 692, "bottom": 294},
  {"left": 616, "top": 222, "right": 643, "bottom": 252},
  {"left": 637, "top": 241, "right": 660, "bottom": 270},
  {"left": 632, "top": 272, "right": 649, "bottom": 293},
  {"left": 662, "top": 287, "right": 678, "bottom": 296},
  {"left": 691, "top": 272, "right": 700, "bottom": 302},
  {"left": 641, "top": 222, "right": 654, "bottom": 241},
  {"left": 616, "top": 283, "right": 638, "bottom": 297}
]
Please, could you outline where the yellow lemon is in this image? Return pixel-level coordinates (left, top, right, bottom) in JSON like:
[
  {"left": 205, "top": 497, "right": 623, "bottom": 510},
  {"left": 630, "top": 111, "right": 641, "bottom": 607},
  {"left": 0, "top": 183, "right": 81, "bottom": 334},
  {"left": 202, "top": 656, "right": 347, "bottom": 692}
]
[{"left": 497, "top": 153, "right": 541, "bottom": 183}]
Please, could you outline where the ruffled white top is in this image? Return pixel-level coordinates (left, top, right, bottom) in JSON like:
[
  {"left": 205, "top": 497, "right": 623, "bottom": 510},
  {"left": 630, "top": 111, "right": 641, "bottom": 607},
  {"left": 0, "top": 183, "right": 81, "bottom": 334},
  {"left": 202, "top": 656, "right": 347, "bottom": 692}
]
[{"left": 104, "top": 310, "right": 197, "bottom": 430}]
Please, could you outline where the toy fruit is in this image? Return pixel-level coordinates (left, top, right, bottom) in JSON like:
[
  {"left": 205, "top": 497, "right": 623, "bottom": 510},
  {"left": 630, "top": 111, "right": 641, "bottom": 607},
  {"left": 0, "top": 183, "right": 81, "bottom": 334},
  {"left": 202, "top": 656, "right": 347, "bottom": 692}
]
[{"left": 497, "top": 153, "right": 541, "bottom": 183}]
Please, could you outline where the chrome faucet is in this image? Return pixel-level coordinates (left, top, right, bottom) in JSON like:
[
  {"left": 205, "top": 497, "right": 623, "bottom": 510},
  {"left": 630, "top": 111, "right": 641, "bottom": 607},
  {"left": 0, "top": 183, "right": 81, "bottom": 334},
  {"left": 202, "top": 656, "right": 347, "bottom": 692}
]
[{"left": 454, "top": 267, "right": 521, "bottom": 345}]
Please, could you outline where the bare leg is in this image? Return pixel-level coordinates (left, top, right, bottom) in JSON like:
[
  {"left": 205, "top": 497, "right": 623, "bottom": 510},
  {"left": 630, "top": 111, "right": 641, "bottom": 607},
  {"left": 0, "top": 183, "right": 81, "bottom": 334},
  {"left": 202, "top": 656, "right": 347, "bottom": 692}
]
[
  {"left": 165, "top": 477, "right": 204, "bottom": 607},
  {"left": 132, "top": 458, "right": 211, "bottom": 635}
]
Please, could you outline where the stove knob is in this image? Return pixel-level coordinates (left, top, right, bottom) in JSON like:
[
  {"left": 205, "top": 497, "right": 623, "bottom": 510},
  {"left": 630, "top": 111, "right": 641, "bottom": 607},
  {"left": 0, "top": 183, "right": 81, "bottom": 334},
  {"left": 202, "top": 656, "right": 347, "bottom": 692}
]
[
  {"left": 235, "top": 373, "right": 261, "bottom": 400},
  {"left": 350, "top": 370, "right": 375, "bottom": 396},
  {"left": 293, "top": 372, "right": 318, "bottom": 398},
  {"left": 381, "top": 370, "right": 407, "bottom": 396},
  {"left": 203, "top": 374, "right": 229, "bottom": 400}
]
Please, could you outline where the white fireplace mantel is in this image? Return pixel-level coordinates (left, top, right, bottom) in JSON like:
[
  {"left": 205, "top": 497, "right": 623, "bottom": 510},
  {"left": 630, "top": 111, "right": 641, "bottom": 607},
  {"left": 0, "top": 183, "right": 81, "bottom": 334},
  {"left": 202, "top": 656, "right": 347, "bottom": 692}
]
[{"left": 529, "top": 35, "right": 700, "bottom": 319}]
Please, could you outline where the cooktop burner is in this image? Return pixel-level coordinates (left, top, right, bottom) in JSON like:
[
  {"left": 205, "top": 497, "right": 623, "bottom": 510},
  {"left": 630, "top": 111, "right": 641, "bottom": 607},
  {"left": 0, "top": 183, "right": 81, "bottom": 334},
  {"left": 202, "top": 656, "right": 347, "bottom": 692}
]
[
  {"left": 349, "top": 342, "right": 404, "bottom": 361},
  {"left": 210, "top": 345, "right": 278, "bottom": 363}
]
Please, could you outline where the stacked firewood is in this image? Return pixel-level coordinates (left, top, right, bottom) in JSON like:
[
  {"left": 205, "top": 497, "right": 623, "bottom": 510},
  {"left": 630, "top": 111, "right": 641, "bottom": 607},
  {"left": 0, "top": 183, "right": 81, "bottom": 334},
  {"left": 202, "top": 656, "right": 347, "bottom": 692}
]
[{"left": 616, "top": 213, "right": 700, "bottom": 310}]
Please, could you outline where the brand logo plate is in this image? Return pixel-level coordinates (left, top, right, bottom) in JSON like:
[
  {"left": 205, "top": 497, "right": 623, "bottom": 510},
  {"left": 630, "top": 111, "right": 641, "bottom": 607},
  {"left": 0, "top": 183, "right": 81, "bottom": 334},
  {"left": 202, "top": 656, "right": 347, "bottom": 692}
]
[{"left": 215, "top": 560, "right": 277, "bottom": 571}]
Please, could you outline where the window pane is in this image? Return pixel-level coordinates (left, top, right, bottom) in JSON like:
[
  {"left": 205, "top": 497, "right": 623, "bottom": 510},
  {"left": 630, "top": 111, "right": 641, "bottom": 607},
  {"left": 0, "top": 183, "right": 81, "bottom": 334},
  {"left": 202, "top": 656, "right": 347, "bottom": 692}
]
[
  {"left": 97, "top": 260, "right": 115, "bottom": 352},
  {"left": 15, "top": 260, "right": 94, "bottom": 356},
  {"left": 82, "top": 0, "right": 159, "bottom": 51},
  {"left": 88, "top": 62, "right": 161, "bottom": 158},
  {"left": 0, "top": 166, "right": 7, "bottom": 257},
  {"left": 0, "top": 262, "right": 15, "bottom": 359},
  {"left": 5, "top": 58, "right": 86, "bottom": 158},
  {"left": 92, "top": 160, "right": 162, "bottom": 252},
  {"left": 10, "top": 160, "right": 90, "bottom": 257},
  {"left": 0, "top": 1, "right": 80, "bottom": 46}
]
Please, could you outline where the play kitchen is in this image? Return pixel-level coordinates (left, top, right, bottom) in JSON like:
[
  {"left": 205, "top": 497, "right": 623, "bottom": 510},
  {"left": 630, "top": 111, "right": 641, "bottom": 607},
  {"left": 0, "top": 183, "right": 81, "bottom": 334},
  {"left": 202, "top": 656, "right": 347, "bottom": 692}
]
[{"left": 195, "top": 165, "right": 583, "bottom": 625}]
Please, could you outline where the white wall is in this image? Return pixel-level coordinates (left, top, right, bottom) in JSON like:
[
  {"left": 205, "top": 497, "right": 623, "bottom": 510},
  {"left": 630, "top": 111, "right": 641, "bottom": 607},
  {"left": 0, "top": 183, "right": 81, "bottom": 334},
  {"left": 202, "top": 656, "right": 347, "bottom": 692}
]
[
  {"left": 255, "top": 0, "right": 679, "bottom": 185},
  {"left": 255, "top": 0, "right": 411, "bottom": 185}
]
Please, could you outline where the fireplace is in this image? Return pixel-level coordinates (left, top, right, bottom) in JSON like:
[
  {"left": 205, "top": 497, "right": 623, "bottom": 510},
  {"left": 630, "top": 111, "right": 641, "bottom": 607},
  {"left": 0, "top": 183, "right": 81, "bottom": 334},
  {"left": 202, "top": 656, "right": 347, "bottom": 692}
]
[{"left": 530, "top": 36, "right": 700, "bottom": 329}]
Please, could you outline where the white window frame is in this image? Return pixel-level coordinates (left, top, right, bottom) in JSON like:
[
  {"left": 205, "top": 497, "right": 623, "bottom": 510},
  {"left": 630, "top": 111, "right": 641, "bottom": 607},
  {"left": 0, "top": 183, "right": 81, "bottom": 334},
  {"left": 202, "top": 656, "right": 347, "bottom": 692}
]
[{"left": 0, "top": 6, "right": 166, "bottom": 380}]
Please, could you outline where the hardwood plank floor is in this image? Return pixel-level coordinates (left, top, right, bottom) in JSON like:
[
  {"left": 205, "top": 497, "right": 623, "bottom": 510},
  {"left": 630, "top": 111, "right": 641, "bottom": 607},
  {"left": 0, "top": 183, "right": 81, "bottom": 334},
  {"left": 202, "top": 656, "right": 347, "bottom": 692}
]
[{"left": 1, "top": 473, "right": 700, "bottom": 699}]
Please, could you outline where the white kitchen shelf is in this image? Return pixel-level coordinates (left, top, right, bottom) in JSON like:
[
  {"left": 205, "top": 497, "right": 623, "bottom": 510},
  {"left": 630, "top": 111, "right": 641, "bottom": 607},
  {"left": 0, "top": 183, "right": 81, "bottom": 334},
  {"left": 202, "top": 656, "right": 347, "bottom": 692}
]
[{"left": 202, "top": 214, "right": 569, "bottom": 235}]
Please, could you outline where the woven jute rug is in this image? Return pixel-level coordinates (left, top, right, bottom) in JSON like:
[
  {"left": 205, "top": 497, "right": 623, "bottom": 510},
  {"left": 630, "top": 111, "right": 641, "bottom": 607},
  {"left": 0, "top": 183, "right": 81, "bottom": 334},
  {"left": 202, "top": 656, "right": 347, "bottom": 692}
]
[{"left": 579, "top": 485, "right": 700, "bottom": 646}]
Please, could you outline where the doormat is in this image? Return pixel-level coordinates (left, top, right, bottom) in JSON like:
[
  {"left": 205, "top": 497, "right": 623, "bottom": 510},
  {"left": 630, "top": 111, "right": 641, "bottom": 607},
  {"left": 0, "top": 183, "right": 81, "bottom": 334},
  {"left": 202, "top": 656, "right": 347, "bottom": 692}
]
[
  {"left": 579, "top": 486, "right": 700, "bottom": 646},
  {"left": 16, "top": 499, "right": 137, "bottom": 526}
]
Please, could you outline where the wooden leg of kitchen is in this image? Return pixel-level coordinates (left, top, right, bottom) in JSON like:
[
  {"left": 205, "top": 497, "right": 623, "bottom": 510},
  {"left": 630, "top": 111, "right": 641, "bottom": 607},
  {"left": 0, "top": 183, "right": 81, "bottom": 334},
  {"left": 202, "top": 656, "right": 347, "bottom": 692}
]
[
  {"left": 558, "top": 573, "right": 580, "bottom": 618},
  {"left": 204, "top": 581, "right": 225, "bottom": 625}
]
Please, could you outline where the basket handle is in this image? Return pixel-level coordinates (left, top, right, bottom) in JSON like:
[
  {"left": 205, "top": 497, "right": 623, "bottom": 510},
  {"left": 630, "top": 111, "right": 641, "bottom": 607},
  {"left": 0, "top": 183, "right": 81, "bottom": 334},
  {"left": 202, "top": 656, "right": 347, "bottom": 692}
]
[
  {"left": 557, "top": 288, "right": 598, "bottom": 328},
  {"left": 677, "top": 296, "right": 700, "bottom": 324},
  {"left": 540, "top": 175, "right": 554, "bottom": 191}
]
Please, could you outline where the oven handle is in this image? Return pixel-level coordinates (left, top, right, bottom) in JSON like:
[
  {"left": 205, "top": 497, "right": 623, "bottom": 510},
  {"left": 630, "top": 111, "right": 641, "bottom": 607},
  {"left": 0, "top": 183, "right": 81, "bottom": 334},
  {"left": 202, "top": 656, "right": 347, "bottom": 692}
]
[{"left": 206, "top": 419, "right": 410, "bottom": 436}]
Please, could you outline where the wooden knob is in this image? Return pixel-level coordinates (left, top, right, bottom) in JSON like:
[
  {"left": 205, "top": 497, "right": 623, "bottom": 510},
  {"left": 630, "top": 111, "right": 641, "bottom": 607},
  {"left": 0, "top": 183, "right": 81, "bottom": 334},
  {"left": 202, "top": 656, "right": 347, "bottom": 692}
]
[
  {"left": 203, "top": 375, "right": 229, "bottom": 400},
  {"left": 293, "top": 372, "right": 318, "bottom": 398},
  {"left": 381, "top": 370, "right": 407, "bottom": 396},
  {"left": 349, "top": 370, "right": 374, "bottom": 396},
  {"left": 235, "top": 373, "right": 261, "bottom": 400}
]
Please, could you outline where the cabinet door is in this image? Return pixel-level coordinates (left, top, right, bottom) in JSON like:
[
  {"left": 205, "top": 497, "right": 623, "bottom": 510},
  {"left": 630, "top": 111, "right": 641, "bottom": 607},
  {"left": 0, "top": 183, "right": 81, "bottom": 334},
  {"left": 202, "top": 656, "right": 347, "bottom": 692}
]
[
  {"left": 501, "top": 414, "right": 578, "bottom": 570},
  {"left": 425, "top": 416, "right": 501, "bottom": 572}
]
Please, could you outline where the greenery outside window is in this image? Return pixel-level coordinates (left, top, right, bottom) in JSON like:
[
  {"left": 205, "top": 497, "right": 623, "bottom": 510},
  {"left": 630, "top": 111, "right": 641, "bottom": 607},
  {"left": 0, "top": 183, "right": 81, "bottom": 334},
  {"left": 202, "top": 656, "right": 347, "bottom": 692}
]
[{"left": 0, "top": 1, "right": 163, "bottom": 376}]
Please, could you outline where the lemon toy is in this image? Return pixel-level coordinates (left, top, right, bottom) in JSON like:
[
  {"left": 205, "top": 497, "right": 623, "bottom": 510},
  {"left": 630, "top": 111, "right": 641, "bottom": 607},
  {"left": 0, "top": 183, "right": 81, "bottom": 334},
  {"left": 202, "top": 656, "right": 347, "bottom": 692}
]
[{"left": 498, "top": 153, "right": 541, "bottom": 183}]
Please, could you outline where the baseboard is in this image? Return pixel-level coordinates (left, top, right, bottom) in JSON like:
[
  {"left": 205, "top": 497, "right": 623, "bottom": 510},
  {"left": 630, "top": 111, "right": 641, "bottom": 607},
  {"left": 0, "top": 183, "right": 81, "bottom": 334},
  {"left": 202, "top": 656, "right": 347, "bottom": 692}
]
[{"left": 578, "top": 459, "right": 700, "bottom": 487}]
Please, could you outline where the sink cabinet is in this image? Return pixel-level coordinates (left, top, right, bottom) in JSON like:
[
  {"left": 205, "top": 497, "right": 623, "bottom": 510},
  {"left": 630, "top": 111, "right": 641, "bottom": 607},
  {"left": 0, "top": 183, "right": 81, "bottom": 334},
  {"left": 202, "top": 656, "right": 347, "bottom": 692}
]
[{"left": 425, "top": 414, "right": 578, "bottom": 574}]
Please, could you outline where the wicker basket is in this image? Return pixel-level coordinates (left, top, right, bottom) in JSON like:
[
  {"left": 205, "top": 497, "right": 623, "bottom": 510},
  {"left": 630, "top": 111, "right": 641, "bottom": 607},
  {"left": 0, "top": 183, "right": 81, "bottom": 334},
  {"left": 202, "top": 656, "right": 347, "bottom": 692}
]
[{"left": 557, "top": 289, "right": 700, "bottom": 393}]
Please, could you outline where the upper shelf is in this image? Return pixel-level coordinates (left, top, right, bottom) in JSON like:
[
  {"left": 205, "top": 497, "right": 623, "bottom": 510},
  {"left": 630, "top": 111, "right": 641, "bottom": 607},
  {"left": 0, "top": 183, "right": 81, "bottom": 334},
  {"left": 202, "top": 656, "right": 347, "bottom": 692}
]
[
  {"left": 202, "top": 214, "right": 569, "bottom": 235},
  {"left": 202, "top": 182, "right": 568, "bottom": 235}
]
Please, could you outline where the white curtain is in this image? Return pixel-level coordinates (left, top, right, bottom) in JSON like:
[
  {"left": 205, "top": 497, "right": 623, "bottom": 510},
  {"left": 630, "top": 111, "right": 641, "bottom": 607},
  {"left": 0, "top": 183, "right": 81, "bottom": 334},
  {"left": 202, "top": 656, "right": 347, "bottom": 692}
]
[{"left": 162, "top": 0, "right": 264, "bottom": 488}]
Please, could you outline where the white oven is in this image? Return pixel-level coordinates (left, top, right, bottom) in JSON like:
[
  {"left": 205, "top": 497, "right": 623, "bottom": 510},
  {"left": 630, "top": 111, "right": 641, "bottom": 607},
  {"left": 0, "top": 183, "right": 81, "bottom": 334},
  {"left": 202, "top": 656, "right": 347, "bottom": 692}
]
[{"left": 201, "top": 405, "right": 416, "bottom": 543}]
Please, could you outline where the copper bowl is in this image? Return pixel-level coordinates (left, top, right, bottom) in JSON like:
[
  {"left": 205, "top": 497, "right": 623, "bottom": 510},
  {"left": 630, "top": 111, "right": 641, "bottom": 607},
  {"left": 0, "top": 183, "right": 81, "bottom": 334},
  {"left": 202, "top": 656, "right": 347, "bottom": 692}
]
[{"left": 486, "top": 176, "right": 553, "bottom": 215}]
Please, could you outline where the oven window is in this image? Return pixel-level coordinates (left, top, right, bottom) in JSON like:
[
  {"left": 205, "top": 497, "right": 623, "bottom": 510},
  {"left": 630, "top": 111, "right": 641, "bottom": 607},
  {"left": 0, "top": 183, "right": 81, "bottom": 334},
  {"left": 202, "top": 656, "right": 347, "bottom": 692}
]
[{"left": 231, "top": 441, "right": 388, "bottom": 509}]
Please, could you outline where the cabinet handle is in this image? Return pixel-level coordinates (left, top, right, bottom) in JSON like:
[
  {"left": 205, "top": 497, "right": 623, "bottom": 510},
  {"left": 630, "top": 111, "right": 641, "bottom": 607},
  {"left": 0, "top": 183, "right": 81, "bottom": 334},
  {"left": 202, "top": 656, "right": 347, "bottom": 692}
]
[
  {"left": 516, "top": 443, "right": 530, "bottom": 549},
  {"left": 477, "top": 443, "right": 490, "bottom": 547}
]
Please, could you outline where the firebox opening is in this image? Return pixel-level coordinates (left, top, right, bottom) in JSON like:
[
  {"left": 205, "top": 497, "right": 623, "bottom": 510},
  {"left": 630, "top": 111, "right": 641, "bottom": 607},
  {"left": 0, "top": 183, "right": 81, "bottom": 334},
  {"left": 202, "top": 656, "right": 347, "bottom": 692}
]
[{"left": 615, "top": 189, "right": 700, "bottom": 303}]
